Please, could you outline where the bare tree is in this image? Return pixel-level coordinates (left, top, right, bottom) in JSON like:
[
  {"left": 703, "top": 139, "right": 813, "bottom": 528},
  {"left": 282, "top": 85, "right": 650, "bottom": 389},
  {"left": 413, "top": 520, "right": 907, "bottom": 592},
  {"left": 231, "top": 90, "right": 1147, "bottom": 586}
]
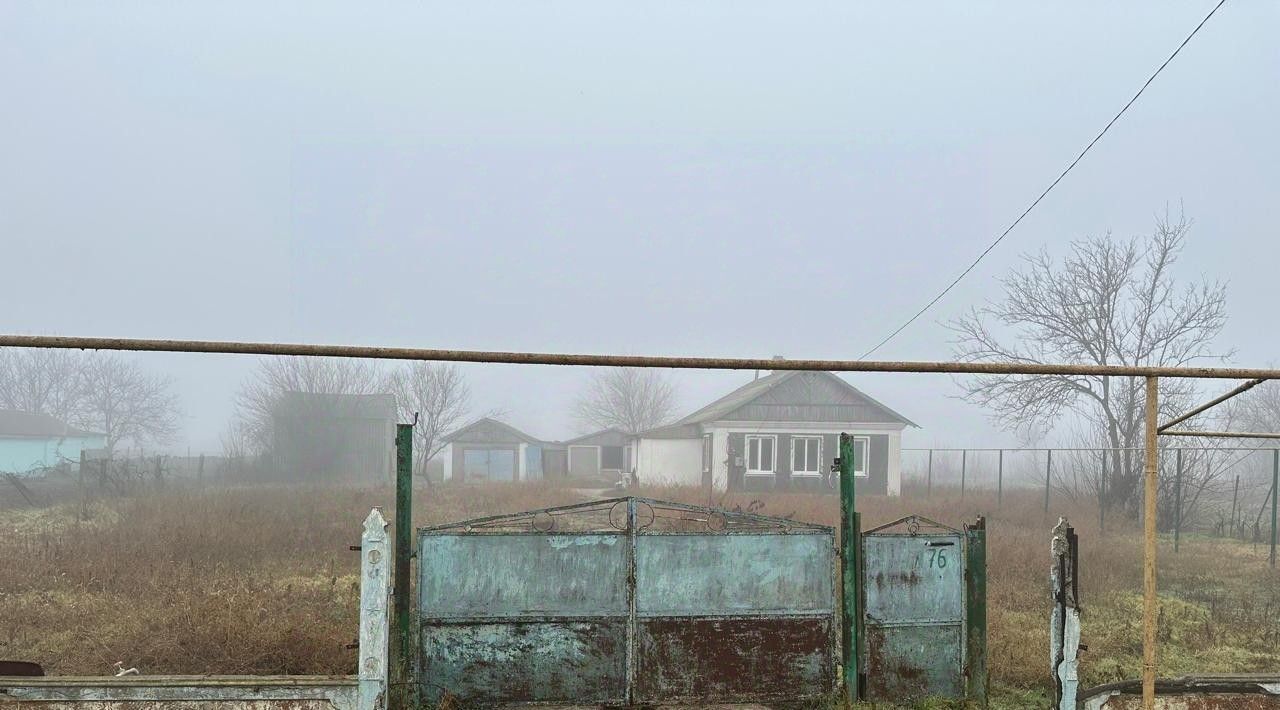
[
  {"left": 386, "top": 362, "right": 471, "bottom": 475},
  {"left": 0, "top": 348, "right": 88, "bottom": 423},
  {"left": 949, "top": 212, "right": 1230, "bottom": 514},
  {"left": 573, "top": 367, "right": 678, "bottom": 435},
  {"left": 232, "top": 356, "right": 388, "bottom": 453},
  {"left": 75, "top": 354, "right": 181, "bottom": 454}
]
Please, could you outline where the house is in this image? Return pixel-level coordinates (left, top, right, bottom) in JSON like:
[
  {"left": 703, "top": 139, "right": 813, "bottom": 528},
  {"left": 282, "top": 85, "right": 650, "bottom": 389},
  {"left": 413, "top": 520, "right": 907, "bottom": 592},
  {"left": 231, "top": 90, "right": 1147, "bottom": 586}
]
[
  {"left": 271, "top": 392, "right": 397, "bottom": 481},
  {"left": 0, "top": 409, "right": 106, "bottom": 476},
  {"left": 632, "top": 371, "right": 916, "bottom": 495},
  {"left": 440, "top": 417, "right": 561, "bottom": 483}
]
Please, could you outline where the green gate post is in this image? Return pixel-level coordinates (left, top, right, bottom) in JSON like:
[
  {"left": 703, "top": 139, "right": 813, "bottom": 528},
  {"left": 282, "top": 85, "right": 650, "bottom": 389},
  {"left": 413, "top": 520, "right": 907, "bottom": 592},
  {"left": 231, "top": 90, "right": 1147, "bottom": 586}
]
[
  {"left": 838, "top": 433, "right": 861, "bottom": 705},
  {"left": 1271, "top": 449, "right": 1278, "bottom": 568},
  {"left": 965, "top": 517, "right": 988, "bottom": 706},
  {"left": 392, "top": 423, "right": 414, "bottom": 710}
]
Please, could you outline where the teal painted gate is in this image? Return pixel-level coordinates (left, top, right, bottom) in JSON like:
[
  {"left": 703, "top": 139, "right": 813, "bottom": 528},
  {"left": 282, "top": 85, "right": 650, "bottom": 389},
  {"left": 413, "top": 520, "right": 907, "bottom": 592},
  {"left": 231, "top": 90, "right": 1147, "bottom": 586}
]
[{"left": 862, "top": 515, "right": 977, "bottom": 702}]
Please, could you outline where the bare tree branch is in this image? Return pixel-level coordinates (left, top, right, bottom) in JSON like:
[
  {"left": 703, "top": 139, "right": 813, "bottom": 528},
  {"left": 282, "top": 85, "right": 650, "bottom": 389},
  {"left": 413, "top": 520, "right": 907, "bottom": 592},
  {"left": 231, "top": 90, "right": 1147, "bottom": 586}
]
[{"left": 573, "top": 367, "right": 679, "bottom": 435}]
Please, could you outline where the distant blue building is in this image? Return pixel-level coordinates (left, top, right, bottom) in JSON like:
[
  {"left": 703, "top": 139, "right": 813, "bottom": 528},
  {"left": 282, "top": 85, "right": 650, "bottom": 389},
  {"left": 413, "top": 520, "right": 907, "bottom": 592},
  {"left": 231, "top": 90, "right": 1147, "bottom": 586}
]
[{"left": 0, "top": 410, "right": 106, "bottom": 476}]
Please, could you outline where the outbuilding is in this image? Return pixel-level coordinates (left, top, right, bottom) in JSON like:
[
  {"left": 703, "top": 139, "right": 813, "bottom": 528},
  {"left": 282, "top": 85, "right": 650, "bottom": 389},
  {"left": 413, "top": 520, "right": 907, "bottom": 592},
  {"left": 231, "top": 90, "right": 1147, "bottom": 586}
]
[{"left": 0, "top": 409, "right": 106, "bottom": 476}]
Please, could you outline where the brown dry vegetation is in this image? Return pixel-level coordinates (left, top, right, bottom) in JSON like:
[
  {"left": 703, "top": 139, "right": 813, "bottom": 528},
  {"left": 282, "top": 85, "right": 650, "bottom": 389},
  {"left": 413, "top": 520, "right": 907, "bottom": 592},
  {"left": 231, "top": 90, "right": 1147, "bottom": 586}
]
[{"left": 2, "top": 479, "right": 1278, "bottom": 704}]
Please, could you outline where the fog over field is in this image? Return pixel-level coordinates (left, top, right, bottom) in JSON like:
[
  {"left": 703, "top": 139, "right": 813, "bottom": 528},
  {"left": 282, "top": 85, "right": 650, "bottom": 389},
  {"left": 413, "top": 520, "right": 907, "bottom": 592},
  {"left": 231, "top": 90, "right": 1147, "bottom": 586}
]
[{"left": 2, "top": 2, "right": 1277, "bottom": 456}]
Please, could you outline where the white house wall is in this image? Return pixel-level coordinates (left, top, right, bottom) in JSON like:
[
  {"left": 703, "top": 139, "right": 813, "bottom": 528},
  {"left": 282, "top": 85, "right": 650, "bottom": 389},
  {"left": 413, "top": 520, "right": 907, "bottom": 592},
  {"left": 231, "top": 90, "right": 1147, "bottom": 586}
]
[{"left": 635, "top": 438, "right": 703, "bottom": 487}]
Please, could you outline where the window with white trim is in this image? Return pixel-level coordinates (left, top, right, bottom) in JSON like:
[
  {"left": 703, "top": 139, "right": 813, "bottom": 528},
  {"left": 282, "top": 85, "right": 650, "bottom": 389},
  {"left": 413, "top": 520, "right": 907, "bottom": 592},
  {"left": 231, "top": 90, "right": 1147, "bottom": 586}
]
[
  {"left": 791, "top": 436, "right": 823, "bottom": 476},
  {"left": 745, "top": 435, "right": 776, "bottom": 475},
  {"left": 852, "top": 436, "right": 870, "bottom": 478}
]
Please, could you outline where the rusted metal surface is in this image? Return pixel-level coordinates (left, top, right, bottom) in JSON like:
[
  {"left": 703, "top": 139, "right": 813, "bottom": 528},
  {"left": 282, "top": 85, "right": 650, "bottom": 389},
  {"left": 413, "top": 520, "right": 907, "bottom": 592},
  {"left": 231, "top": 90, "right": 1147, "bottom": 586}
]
[
  {"left": 862, "top": 516, "right": 966, "bottom": 703},
  {"left": 0, "top": 676, "right": 357, "bottom": 709},
  {"left": 6, "top": 333, "right": 1280, "bottom": 379},
  {"left": 1081, "top": 675, "right": 1280, "bottom": 709},
  {"left": 634, "top": 617, "right": 832, "bottom": 702},
  {"left": 417, "top": 497, "right": 835, "bottom": 706}
]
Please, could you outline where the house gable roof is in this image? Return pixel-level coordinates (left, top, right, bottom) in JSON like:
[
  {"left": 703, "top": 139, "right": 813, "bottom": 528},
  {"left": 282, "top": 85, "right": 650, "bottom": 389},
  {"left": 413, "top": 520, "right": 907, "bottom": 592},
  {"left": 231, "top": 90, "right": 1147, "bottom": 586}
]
[
  {"left": 443, "top": 417, "right": 541, "bottom": 445},
  {"left": 0, "top": 410, "right": 103, "bottom": 439},
  {"left": 675, "top": 371, "right": 917, "bottom": 427}
]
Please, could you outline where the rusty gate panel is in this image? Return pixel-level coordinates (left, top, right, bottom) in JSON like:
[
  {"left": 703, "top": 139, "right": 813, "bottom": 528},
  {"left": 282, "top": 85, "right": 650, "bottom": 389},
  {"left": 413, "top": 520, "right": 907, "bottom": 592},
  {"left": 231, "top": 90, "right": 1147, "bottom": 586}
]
[
  {"left": 635, "top": 616, "right": 833, "bottom": 701},
  {"left": 417, "top": 497, "right": 836, "bottom": 707},
  {"left": 634, "top": 530, "right": 836, "bottom": 703},
  {"left": 863, "top": 516, "right": 967, "bottom": 703},
  {"left": 418, "top": 527, "right": 630, "bottom": 706},
  {"left": 423, "top": 619, "right": 627, "bottom": 703}
]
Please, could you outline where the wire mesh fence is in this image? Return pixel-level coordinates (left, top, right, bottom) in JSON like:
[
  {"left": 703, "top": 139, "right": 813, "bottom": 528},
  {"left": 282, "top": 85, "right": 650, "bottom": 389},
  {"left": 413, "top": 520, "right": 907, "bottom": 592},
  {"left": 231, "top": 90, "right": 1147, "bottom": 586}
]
[{"left": 902, "top": 446, "right": 1278, "bottom": 555}]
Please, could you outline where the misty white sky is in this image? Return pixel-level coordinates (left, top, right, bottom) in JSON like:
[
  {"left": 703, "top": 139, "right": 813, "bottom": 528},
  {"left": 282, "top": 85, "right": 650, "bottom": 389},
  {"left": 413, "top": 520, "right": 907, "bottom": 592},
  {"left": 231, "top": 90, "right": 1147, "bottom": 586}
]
[{"left": 2, "top": 2, "right": 1277, "bottom": 455}]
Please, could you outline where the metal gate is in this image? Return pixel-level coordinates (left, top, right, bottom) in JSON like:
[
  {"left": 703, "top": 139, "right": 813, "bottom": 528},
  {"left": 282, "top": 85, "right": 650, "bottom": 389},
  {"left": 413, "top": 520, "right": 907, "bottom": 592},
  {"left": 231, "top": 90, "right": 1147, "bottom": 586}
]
[
  {"left": 862, "top": 515, "right": 970, "bottom": 702},
  {"left": 417, "top": 496, "right": 836, "bottom": 706}
]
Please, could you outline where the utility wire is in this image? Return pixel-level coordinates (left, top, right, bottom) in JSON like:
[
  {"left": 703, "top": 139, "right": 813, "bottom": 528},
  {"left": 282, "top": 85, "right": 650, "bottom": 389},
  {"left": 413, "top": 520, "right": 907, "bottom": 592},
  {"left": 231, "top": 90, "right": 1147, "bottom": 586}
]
[{"left": 860, "top": 0, "right": 1229, "bottom": 360}]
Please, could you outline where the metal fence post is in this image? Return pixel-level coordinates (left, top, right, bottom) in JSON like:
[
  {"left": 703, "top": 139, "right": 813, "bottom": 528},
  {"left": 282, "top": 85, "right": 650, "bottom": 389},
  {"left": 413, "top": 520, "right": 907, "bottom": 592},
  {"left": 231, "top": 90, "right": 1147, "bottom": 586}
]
[
  {"left": 1044, "top": 449, "right": 1053, "bottom": 516},
  {"left": 391, "top": 424, "right": 414, "bottom": 710},
  {"left": 961, "top": 449, "right": 967, "bottom": 501},
  {"left": 927, "top": 449, "right": 933, "bottom": 499},
  {"left": 1099, "top": 449, "right": 1106, "bottom": 534},
  {"left": 1141, "top": 376, "right": 1159, "bottom": 710},
  {"left": 1230, "top": 474, "right": 1239, "bottom": 539},
  {"left": 997, "top": 449, "right": 1004, "bottom": 507},
  {"left": 838, "top": 433, "right": 861, "bottom": 704},
  {"left": 359, "top": 508, "right": 390, "bottom": 710},
  {"left": 965, "top": 517, "right": 988, "bottom": 706},
  {"left": 1272, "top": 449, "right": 1278, "bottom": 568},
  {"left": 1174, "top": 449, "right": 1183, "bottom": 554}
]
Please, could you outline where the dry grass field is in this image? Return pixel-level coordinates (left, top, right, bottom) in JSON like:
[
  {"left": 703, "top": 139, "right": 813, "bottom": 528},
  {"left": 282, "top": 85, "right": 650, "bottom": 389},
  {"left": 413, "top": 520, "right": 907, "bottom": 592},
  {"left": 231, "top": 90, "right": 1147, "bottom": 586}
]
[{"left": 2, "top": 477, "right": 1278, "bottom": 708}]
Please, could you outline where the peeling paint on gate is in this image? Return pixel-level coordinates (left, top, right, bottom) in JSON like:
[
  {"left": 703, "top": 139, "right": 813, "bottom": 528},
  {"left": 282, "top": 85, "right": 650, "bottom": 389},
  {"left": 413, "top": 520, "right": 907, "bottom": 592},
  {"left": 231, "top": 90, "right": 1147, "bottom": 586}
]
[{"left": 417, "top": 497, "right": 836, "bottom": 706}]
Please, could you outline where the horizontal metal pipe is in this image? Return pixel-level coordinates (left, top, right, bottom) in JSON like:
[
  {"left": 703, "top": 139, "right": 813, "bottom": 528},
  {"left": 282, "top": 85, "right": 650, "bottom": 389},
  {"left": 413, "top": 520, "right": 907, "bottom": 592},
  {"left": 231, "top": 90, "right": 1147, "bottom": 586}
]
[
  {"left": 902, "top": 446, "right": 1274, "bottom": 452},
  {"left": 1160, "top": 430, "right": 1280, "bottom": 440},
  {"left": 3, "top": 334, "right": 1280, "bottom": 379},
  {"left": 1158, "top": 378, "right": 1266, "bottom": 432}
]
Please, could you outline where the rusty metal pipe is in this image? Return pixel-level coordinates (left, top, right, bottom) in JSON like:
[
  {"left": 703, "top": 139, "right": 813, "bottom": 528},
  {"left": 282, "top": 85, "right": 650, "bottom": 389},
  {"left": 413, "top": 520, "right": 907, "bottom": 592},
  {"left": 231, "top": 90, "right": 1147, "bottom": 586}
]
[
  {"left": 5, "top": 334, "right": 1280, "bottom": 379},
  {"left": 1142, "top": 377, "right": 1158, "bottom": 710},
  {"left": 1160, "top": 430, "right": 1280, "bottom": 439},
  {"left": 1158, "top": 378, "right": 1266, "bottom": 432}
]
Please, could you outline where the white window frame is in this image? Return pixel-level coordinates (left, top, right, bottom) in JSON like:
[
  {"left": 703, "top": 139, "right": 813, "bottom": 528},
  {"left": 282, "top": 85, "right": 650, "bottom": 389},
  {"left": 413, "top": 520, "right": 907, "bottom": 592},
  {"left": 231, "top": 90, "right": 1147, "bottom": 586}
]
[
  {"left": 790, "top": 436, "right": 824, "bottom": 477},
  {"left": 852, "top": 435, "right": 870, "bottom": 478},
  {"left": 744, "top": 435, "right": 777, "bottom": 476}
]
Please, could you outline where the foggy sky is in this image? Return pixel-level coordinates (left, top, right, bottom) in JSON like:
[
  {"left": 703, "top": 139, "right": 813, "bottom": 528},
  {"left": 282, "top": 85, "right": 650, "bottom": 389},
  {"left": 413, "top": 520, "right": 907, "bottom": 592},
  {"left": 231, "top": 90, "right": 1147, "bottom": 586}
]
[{"left": 2, "top": 2, "right": 1277, "bottom": 454}]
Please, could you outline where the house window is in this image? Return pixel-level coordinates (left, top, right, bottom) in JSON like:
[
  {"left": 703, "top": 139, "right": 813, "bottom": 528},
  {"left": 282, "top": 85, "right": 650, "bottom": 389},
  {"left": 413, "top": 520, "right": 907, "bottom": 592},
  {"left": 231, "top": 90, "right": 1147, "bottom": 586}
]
[
  {"left": 791, "top": 436, "right": 823, "bottom": 476},
  {"left": 852, "top": 436, "right": 870, "bottom": 478},
  {"left": 745, "top": 435, "right": 776, "bottom": 475}
]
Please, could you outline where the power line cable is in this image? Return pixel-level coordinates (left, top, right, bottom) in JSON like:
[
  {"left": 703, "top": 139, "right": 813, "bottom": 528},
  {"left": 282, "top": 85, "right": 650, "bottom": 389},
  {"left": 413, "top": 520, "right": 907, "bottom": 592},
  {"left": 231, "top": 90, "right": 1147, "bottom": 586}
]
[{"left": 860, "top": 0, "right": 1229, "bottom": 360}]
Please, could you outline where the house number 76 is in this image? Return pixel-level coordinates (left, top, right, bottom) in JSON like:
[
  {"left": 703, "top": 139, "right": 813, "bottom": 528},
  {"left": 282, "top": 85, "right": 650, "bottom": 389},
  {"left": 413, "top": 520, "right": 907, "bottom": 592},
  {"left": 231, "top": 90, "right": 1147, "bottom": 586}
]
[{"left": 928, "top": 549, "right": 948, "bottom": 569}]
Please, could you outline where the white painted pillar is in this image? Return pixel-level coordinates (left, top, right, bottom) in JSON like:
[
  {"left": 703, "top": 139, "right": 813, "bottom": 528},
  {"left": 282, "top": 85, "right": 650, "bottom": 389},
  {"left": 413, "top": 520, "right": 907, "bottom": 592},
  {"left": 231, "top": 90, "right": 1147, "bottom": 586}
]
[
  {"left": 359, "top": 508, "right": 390, "bottom": 710},
  {"left": 441, "top": 444, "right": 453, "bottom": 482},
  {"left": 711, "top": 429, "right": 730, "bottom": 490},
  {"left": 518, "top": 442, "right": 528, "bottom": 481},
  {"left": 887, "top": 432, "right": 903, "bottom": 497}
]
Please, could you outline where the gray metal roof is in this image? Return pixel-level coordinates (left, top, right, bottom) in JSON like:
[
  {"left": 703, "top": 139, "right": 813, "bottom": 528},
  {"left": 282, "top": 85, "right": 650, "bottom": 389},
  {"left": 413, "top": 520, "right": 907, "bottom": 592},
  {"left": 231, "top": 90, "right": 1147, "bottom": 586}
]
[
  {"left": 675, "top": 371, "right": 916, "bottom": 427},
  {"left": 564, "top": 428, "right": 632, "bottom": 446},
  {"left": 443, "top": 417, "right": 543, "bottom": 445},
  {"left": 0, "top": 410, "right": 102, "bottom": 439}
]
